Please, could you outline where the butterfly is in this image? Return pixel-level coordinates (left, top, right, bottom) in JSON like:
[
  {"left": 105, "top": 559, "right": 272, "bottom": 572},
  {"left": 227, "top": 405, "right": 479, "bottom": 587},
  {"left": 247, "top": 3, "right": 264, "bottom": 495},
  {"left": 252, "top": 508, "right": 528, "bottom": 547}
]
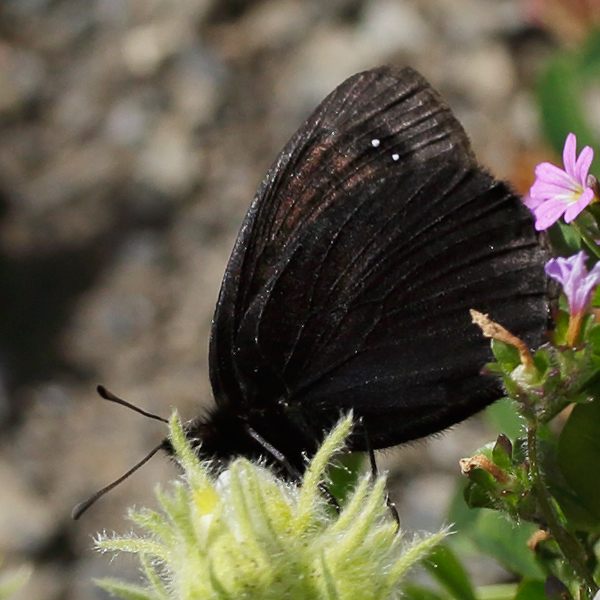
[
  {"left": 183, "top": 64, "right": 547, "bottom": 468},
  {"left": 73, "top": 65, "right": 547, "bottom": 518}
]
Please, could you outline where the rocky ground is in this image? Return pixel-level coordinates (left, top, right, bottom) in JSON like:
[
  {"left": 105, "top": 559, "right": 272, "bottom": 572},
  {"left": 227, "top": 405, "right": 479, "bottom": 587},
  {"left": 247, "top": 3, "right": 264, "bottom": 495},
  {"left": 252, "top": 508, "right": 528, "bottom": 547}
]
[{"left": 0, "top": 1, "right": 560, "bottom": 598}]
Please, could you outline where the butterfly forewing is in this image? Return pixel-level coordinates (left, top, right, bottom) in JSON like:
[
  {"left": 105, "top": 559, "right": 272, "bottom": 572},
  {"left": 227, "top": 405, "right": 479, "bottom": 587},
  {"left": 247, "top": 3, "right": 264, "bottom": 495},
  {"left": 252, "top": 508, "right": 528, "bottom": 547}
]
[
  {"left": 209, "top": 67, "right": 475, "bottom": 403},
  {"left": 208, "top": 66, "right": 547, "bottom": 454}
]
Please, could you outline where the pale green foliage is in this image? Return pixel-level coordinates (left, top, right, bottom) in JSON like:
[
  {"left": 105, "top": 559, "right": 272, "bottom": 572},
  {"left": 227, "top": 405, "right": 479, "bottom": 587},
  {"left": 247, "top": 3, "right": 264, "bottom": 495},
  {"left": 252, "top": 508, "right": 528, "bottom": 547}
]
[{"left": 96, "top": 413, "right": 447, "bottom": 600}]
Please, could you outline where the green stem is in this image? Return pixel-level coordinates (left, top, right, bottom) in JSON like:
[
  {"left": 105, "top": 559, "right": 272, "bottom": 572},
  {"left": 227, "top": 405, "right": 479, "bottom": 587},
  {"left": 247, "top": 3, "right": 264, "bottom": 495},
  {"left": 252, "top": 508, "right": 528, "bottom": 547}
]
[
  {"left": 527, "top": 424, "right": 598, "bottom": 597},
  {"left": 571, "top": 220, "right": 600, "bottom": 260}
]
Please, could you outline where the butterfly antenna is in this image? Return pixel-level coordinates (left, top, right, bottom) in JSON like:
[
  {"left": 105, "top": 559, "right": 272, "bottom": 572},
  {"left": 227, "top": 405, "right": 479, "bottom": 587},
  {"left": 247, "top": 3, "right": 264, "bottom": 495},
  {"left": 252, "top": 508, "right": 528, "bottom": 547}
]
[
  {"left": 71, "top": 441, "right": 164, "bottom": 520},
  {"left": 96, "top": 384, "right": 168, "bottom": 424}
]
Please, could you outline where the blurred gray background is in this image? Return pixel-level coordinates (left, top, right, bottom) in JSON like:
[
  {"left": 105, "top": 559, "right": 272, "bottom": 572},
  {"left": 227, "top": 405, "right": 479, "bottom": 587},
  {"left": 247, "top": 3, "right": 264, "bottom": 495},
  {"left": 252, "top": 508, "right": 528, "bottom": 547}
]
[{"left": 0, "top": 0, "right": 560, "bottom": 598}]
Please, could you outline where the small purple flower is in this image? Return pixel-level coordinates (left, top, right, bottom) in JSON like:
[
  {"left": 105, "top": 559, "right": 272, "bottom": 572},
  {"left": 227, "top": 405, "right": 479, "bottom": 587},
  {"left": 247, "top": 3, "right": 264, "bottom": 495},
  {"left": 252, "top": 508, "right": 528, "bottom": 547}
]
[
  {"left": 526, "top": 133, "right": 597, "bottom": 231},
  {"left": 545, "top": 251, "right": 600, "bottom": 319}
]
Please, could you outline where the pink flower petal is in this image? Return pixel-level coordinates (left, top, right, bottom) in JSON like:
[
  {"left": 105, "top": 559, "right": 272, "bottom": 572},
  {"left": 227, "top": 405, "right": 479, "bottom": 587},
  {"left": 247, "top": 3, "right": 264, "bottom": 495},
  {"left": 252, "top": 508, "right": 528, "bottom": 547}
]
[
  {"left": 534, "top": 197, "right": 568, "bottom": 230},
  {"left": 562, "top": 252, "right": 587, "bottom": 311},
  {"left": 564, "top": 187, "right": 595, "bottom": 222},
  {"left": 530, "top": 180, "right": 578, "bottom": 200},
  {"left": 587, "top": 262, "right": 600, "bottom": 286},
  {"left": 575, "top": 145, "right": 594, "bottom": 184},
  {"left": 545, "top": 258, "right": 570, "bottom": 285},
  {"left": 532, "top": 162, "right": 577, "bottom": 190},
  {"left": 523, "top": 194, "right": 543, "bottom": 210},
  {"left": 562, "top": 133, "right": 577, "bottom": 176}
]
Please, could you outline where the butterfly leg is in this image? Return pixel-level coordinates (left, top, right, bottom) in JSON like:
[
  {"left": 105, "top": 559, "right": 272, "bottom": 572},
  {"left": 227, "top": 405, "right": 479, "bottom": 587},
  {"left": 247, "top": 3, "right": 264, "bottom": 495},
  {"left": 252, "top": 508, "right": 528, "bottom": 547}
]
[
  {"left": 245, "top": 422, "right": 340, "bottom": 511},
  {"left": 245, "top": 424, "right": 302, "bottom": 479},
  {"left": 363, "top": 424, "right": 400, "bottom": 528}
]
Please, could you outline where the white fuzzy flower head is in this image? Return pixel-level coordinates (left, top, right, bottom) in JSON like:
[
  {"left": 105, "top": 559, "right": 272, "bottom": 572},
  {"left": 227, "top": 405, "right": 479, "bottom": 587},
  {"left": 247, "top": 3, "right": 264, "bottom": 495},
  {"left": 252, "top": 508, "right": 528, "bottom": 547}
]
[{"left": 95, "top": 412, "right": 447, "bottom": 600}]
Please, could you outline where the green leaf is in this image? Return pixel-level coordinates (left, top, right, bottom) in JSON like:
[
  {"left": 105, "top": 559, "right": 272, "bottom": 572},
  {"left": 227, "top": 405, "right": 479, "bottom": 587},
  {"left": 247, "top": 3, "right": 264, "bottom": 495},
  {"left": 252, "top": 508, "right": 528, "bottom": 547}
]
[
  {"left": 547, "top": 222, "right": 583, "bottom": 257},
  {"left": 513, "top": 579, "right": 546, "bottom": 600},
  {"left": 537, "top": 434, "right": 600, "bottom": 532},
  {"left": 587, "top": 322, "right": 600, "bottom": 355},
  {"left": 447, "top": 480, "right": 482, "bottom": 534},
  {"left": 401, "top": 583, "right": 446, "bottom": 600},
  {"left": 532, "top": 347, "right": 550, "bottom": 375},
  {"left": 95, "top": 578, "right": 157, "bottom": 600},
  {"left": 467, "top": 510, "right": 546, "bottom": 580},
  {"left": 464, "top": 481, "right": 497, "bottom": 510},
  {"left": 491, "top": 340, "right": 521, "bottom": 370},
  {"left": 484, "top": 399, "right": 525, "bottom": 442},
  {"left": 423, "top": 544, "right": 477, "bottom": 600},
  {"left": 327, "top": 452, "right": 364, "bottom": 505},
  {"left": 491, "top": 436, "right": 512, "bottom": 471},
  {"left": 475, "top": 583, "right": 519, "bottom": 600},
  {"left": 557, "top": 400, "right": 600, "bottom": 522}
]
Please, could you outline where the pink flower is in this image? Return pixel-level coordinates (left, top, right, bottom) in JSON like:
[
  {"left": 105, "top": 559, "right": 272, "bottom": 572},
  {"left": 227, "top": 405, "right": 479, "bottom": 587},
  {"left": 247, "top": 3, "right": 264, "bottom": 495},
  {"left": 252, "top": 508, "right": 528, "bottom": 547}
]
[
  {"left": 545, "top": 251, "right": 600, "bottom": 345},
  {"left": 525, "top": 133, "right": 597, "bottom": 231},
  {"left": 545, "top": 251, "right": 600, "bottom": 316}
]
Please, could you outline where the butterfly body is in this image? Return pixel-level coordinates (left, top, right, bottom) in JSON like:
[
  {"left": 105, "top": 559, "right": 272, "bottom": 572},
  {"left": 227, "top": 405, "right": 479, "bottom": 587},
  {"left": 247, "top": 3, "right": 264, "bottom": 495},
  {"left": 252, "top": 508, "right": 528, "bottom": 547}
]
[
  {"left": 174, "top": 401, "right": 320, "bottom": 474},
  {"left": 176, "top": 66, "right": 548, "bottom": 473}
]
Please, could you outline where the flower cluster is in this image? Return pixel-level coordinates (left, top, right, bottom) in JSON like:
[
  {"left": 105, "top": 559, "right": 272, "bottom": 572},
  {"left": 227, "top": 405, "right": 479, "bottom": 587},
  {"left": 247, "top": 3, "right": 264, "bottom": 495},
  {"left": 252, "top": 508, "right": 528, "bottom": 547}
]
[
  {"left": 466, "top": 133, "right": 600, "bottom": 597},
  {"left": 523, "top": 133, "right": 600, "bottom": 345}
]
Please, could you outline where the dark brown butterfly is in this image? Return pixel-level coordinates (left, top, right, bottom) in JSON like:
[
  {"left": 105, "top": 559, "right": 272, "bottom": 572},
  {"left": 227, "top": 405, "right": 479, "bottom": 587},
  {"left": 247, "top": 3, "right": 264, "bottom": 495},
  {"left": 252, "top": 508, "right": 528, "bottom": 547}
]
[{"left": 73, "top": 65, "right": 547, "bottom": 518}]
